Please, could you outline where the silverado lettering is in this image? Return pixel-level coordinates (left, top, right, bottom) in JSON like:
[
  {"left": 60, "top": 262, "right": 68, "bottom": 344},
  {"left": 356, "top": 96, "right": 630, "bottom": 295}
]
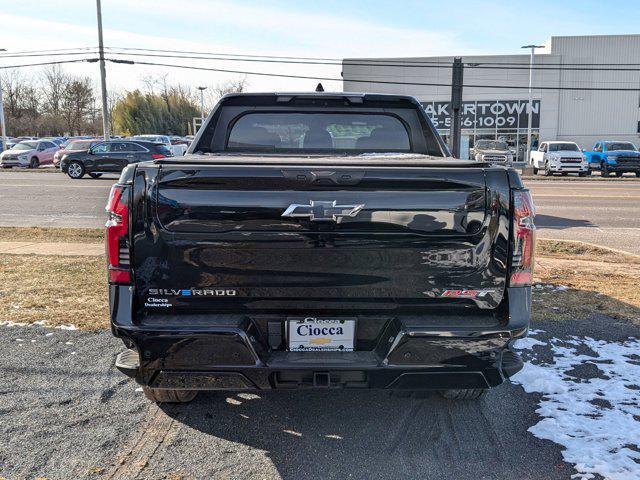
[{"left": 148, "top": 288, "right": 237, "bottom": 296}]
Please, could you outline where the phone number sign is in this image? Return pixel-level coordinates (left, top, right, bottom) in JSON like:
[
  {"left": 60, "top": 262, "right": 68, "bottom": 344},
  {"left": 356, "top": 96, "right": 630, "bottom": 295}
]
[{"left": 421, "top": 100, "right": 540, "bottom": 130}]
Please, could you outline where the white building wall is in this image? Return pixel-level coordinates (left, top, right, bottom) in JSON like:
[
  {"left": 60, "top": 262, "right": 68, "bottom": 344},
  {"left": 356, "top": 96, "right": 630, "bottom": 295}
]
[
  {"left": 551, "top": 35, "right": 640, "bottom": 149},
  {"left": 342, "top": 34, "right": 640, "bottom": 150}
]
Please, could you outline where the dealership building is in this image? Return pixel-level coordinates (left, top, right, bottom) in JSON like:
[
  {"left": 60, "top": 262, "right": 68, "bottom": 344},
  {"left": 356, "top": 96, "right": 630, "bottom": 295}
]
[{"left": 342, "top": 34, "right": 640, "bottom": 161}]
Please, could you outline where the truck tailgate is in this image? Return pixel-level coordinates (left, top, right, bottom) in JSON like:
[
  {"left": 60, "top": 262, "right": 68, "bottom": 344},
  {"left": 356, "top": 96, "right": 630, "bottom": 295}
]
[{"left": 132, "top": 164, "right": 510, "bottom": 314}]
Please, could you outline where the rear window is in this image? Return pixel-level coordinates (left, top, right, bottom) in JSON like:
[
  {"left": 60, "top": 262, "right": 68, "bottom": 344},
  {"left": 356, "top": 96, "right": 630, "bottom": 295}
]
[
  {"left": 66, "top": 141, "right": 92, "bottom": 150},
  {"left": 154, "top": 144, "right": 173, "bottom": 156},
  {"left": 227, "top": 113, "right": 411, "bottom": 152}
]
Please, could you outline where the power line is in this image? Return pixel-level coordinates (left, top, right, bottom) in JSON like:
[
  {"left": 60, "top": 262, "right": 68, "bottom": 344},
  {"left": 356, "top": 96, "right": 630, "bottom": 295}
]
[
  {"left": 102, "top": 50, "right": 640, "bottom": 72},
  {"left": 0, "top": 52, "right": 99, "bottom": 59},
  {"left": 5, "top": 45, "right": 640, "bottom": 69},
  {"left": 105, "top": 46, "right": 353, "bottom": 62},
  {"left": 106, "top": 58, "right": 640, "bottom": 92},
  {"left": 0, "top": 55, "right": 637, "bottom": 92},
  {"left": 0, "top": 58, "right": 99, "bottom": 70},
  {"left": 0, "top": 47, "right": 96, "bottom": 56},
  {"left": 4, "top": 45, "right": 640, "bottom": 72},
  {"left": 104, "top": 45, "right": 640, "bottom": 68}
]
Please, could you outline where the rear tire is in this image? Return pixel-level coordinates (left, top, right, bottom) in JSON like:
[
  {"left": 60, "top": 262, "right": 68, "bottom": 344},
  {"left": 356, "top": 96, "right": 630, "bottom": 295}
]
[
  {"left": 66, "top": 161, "right": 85, "bottom": 179},
  {"left": 532, "top": 166, "right": 538, "bottom": 175},
  {"left": 615, "top": 171, "right": 623, "bottom": 177},
  {"left": 439, "top": 388, "right": 488, "bottom": 400},
  {"left": 636, "top": 171, "right": 640, "bottom": 178},
  {"left": 29, "top": 157, "right": 39, "bottom": 169},
  {"left": 601, "top": 162, "right": 610, "bottom": 177},
  {"left": 142, "top": 386, "right": 198, "bottom": 403},
  {"left": 578, "top": 172, "right": 587, "bottom": 177}
]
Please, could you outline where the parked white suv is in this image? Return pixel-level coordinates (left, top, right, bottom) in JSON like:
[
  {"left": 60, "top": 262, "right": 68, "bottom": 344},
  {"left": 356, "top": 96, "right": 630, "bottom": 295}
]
[{"left": 530, "top": 141, "right": 589, "bottom": 176}]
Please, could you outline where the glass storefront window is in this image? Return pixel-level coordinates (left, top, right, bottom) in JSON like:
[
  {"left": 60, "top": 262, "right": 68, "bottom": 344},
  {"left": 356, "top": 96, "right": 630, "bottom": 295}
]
[{"left": 441, "top": 129, "right": 539, "bottom": 162}]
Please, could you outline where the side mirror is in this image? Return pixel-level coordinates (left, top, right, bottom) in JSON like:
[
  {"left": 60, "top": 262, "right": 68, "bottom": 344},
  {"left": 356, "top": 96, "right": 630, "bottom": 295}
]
[{"left": 88, "top": 149, "right": 94, "bottom": 155}]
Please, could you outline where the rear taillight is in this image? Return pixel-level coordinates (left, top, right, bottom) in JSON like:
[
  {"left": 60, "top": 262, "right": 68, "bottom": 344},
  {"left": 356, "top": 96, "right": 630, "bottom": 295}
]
[
  {"left": 105, "top": 185, "right": 131, "bottom": 284},
  {"left": 510, "top": 189, "right": 536, "bottom": 287},
  {"left": 151, "top": 153, "right": 165, "bottom": 159}
]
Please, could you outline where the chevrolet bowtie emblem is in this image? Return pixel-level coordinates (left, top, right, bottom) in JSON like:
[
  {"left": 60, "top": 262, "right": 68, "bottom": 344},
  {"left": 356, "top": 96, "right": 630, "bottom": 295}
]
[{"left": 282, "top": 200, "right": 365, "bottom": 222}]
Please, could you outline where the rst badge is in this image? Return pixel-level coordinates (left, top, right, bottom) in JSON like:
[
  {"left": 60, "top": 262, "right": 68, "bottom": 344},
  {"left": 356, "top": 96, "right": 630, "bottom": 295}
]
[{"left": 439, "top": 289, "right": 495, "bottom": 298}]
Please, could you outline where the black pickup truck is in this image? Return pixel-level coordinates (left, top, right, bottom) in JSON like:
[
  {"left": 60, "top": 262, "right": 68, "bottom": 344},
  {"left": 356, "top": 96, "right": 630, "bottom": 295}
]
[{"left": 108, "top": 92, "right": 535, "bottom": 403}]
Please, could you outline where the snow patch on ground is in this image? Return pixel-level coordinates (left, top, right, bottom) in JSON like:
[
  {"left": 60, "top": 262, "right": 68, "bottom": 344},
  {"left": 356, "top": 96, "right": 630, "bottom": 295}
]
[
  {"left": 513, "top": 331, "right": 640, "bottom": 480},
  {"left": 512, "top": 336, "right": 546, "bottom": 350},
  {"left": 0, "top": 320, "right": 77, "bottom": 331}
]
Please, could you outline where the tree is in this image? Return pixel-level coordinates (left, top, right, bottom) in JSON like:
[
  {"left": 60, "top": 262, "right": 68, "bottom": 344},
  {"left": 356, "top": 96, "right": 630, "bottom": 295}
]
[
  {"left": 107, "top": 89, "right": 124, "bottom": 135},
  {"left": 60, "top": 78, "right": 95, "bottom": 135},
  {"left": 204, "top": 77, "right": 248, "bottom": 111},
  {"left": 41, "top": 65, "right": 69, "bottom": 117},
  {"left": 0, "top": 69, "right": 42, "bottom": 135},
  {"left": 112, "top": 88, "right": 199, "bottom": 136}
]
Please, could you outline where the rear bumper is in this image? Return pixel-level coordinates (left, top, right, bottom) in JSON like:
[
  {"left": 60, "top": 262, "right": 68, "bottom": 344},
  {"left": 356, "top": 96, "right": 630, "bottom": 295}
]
[{"left": 110, "top": 286, "right": 531, "bottom": 391}]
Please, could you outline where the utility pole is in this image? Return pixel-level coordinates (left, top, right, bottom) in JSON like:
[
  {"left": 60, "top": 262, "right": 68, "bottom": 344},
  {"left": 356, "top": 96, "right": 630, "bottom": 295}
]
[
  {"left": 449, "top": 57, "right": 464, "bottom": 158},
  {"left": 0, "top": 48, "right": 7, "bottom": 151},
  {"left": 197, "top": 86, "right": 207, "bottom": 120},
  {"left": 96, "top": 0, "right": 110, "bottom": 140},
  {"left": 522, "top": 44, "right": 543, "bottom": 165}
]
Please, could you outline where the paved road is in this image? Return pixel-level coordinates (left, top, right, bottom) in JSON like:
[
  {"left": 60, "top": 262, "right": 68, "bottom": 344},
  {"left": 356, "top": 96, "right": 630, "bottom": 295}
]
[
  {"left": 2, "top": 313, "right": 637, "bottom": 480},
  {"left": 0, "top": 171, "right": 116, "bottom": 228},
  {"left": 1, "top": 171, "right": 639, "bottom": 254},
  {"left": 529, "top": 179, "right": 640, "bottom": 255}
]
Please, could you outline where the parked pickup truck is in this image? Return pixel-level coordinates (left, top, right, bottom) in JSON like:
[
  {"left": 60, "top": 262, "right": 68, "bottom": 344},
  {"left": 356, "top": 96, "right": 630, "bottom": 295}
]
[
  {"left": 470, "top": 139, "right": 514, "bottom": 165},
  {"left": 583, "top": 141, "right": 640, "bottom": 177},
  {"left": 530, "top": 141, "right": 589, "bottom": 176},
  {"left": 108, "top": 92, "right": 535, "bottom": 403}
]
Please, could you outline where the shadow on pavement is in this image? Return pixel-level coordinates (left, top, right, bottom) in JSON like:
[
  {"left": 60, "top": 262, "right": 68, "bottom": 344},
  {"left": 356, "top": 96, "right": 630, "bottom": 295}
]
[
  {"left": 160, "top": 385, "right": 571, "bottom": 480},
  {"left": 534, "top": 214, "right": 595, "bottom": 229}
]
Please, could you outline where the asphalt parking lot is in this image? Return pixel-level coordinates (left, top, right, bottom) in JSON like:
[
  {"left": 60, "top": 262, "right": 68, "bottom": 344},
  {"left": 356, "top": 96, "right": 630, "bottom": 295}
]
[
  {"left": 2, "top": 312, "right": 638, "bottom": 480},
  {"left": 1, "top": 170, "right": 640, "bottom": 479},
  {"left": 1, "top": 170, "right": 639, "bottom": 254}
]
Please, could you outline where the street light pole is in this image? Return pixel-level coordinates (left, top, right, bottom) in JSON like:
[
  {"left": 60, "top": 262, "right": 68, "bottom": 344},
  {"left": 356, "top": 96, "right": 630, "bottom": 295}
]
[
  {"left": 96, "top": 0, "right": 110, "bottom": 140},
  {"left": 197, "top": 86, "right": 207, "bottom": 120},
  {"left": 522, "top": 44, "right": 543, "bottom": 165},
  {"left": 0, "top": 48, "right": 8, "bottom": 151}
]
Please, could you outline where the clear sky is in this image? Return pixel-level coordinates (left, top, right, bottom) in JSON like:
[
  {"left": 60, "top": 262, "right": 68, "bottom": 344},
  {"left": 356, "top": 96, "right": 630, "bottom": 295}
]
[{"left": 1, "top": 0, "right": 639, "bottom": 93}]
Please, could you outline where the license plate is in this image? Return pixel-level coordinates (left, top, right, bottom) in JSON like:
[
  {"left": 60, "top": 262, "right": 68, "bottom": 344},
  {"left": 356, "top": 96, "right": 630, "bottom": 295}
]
[{"left": 288, "top": 317, "right": 356, "bottom": 352}]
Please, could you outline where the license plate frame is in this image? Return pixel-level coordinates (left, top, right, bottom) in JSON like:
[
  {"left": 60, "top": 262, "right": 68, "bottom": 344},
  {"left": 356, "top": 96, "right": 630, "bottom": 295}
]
[{"left": 287, "top": 317, "right": 356, "bottom": 352}]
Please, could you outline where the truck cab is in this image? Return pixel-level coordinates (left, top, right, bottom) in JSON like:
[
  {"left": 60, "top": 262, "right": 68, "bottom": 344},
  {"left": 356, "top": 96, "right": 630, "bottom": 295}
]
[
  {"left": 584, "top": 141, "right": 640, "bottom": 177},
  {"left": 530, "top": 141, "right": 589, "bottom": 176}
]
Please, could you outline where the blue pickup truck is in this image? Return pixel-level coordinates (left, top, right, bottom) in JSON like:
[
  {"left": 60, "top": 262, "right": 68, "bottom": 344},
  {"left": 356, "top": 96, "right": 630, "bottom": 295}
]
[{"left": 584, "top": 141, "right": 640, "bottom": 177}]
